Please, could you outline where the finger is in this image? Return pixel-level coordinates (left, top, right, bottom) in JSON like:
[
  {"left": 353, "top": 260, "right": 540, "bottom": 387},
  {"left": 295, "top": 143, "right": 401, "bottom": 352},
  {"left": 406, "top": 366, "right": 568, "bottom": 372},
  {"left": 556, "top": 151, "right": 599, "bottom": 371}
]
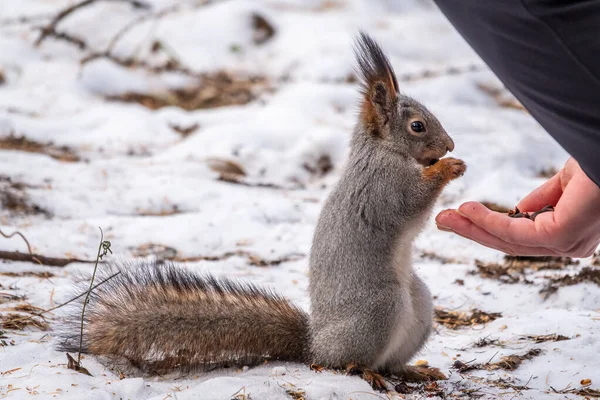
[
  {"left": 456, "top": 202, "right": 555, "bottom": 246},
  {"left": 436, "top": 210, "right": 561, "bottom": 256},
  {"left": 516, "top": 172, "right": 563, "bottom": 212}
]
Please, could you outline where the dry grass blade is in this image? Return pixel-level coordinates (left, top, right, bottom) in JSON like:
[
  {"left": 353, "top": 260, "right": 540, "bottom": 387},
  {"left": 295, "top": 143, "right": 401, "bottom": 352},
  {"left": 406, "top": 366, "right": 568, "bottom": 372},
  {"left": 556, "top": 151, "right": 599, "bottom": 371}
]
[{"left": 434, "top": 308, "right": 502, "bottom": 329}]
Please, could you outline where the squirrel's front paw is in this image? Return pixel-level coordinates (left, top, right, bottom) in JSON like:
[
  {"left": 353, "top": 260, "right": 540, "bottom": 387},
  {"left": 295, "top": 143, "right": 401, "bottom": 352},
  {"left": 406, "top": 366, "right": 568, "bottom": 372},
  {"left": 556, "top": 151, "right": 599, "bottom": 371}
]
[
  {"left": 440, "top": 157, "right": 466, "bottom": 180},
  {"left": 423, "top": 157, "right": 466, "bottom": 183}
]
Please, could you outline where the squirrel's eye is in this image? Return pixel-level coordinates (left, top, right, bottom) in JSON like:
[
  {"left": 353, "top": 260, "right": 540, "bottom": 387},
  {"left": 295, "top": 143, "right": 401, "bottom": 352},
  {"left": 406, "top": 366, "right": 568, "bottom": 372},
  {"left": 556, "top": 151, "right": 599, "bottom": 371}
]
[{"left": 411, "top": 121, "right": 425, "bottom": 133}]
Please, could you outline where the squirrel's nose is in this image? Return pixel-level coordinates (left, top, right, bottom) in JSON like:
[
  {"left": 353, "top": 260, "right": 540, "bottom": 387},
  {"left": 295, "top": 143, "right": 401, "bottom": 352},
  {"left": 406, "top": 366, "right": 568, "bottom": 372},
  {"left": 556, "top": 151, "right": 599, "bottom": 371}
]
[{"left": 446, "top": 139, "right": 455, "bottom": 153}]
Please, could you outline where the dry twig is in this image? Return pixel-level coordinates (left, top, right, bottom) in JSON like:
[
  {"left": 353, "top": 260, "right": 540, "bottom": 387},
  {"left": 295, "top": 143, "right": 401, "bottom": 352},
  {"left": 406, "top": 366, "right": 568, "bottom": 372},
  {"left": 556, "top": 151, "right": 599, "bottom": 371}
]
[{"left": 35, "top": 0, "right": 150, "bottom": 47}]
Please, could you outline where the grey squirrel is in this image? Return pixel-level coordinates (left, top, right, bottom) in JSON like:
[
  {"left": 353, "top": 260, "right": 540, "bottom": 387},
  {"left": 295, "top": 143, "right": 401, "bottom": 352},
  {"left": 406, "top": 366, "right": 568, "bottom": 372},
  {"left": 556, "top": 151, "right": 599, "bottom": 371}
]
[{"left": 58, "top": 32, "right": 465, "bottom": 382}]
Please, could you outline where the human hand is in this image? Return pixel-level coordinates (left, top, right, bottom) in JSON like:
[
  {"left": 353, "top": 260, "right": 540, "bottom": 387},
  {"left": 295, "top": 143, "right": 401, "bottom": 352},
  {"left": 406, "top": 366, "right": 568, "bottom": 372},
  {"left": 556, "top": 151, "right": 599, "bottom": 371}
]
[{"left": 435, "top": 158, "right": 600, "bottom": 257}]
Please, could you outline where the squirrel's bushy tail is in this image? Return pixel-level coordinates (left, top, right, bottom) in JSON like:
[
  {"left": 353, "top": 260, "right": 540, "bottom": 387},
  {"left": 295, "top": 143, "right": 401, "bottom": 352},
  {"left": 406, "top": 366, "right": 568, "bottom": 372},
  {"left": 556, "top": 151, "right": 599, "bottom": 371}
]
[{"left": 57, "top": 261, "right": 310, "bottom": 373}]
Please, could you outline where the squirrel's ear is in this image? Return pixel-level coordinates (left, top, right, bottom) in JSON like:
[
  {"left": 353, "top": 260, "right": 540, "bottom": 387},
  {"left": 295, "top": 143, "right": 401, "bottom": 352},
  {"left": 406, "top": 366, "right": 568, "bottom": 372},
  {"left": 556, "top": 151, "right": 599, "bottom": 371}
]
[{"left": 354, "top": 32, "right": 399, "bottom": 134}]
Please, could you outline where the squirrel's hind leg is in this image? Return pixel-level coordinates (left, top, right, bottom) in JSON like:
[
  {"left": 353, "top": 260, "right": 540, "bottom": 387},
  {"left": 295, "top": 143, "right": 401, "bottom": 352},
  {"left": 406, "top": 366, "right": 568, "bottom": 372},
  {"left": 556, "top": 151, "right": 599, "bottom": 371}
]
[
  {"left": 310, "top": 292, "right": 397, "bottom": 369},
  {"left": 376, "top": 275, "right": 434, "bottom": 373}
]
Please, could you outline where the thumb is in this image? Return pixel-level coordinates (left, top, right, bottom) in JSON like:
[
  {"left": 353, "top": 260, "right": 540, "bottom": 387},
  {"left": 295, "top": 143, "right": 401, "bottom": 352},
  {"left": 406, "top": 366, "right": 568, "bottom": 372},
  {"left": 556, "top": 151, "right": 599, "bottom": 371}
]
[{"left": 516, "top": 172, "right": 563, "bottom": 212}]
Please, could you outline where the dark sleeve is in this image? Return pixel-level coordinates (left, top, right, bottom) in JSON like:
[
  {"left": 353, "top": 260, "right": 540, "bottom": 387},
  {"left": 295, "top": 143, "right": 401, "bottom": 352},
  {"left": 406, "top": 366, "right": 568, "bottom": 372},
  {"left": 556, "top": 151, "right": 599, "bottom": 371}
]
[{"left": 433, "top": 0, "right": 600, "bottom": 186}]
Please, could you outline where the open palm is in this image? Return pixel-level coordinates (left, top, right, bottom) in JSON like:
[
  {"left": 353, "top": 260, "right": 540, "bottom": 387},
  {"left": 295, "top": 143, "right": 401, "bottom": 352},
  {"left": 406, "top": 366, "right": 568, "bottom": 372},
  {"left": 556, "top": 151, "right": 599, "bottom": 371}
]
[{"left": 436, "top": 158, "right": 600, "bottom": 257}]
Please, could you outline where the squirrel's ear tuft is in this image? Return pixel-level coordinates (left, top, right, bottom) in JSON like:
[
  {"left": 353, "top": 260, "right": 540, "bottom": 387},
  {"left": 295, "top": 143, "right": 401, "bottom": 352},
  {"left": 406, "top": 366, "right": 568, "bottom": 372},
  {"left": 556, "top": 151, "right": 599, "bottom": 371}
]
[{"left": 354, "top": 32, "right": 399, "bottom": 133}]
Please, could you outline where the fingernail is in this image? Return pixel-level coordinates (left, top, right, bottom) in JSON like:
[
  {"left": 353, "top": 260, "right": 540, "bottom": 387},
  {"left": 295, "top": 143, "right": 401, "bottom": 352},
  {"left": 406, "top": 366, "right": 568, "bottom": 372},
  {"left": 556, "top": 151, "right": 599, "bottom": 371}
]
[{"left": 436, "top": 224, "right": 453, "bottom": 232}]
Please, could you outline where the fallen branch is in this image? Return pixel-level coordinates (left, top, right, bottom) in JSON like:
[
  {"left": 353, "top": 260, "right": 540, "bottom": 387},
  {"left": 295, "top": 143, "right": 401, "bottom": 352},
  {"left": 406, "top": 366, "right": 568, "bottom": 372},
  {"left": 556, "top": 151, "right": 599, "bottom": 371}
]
[
  {"left": 0, "top": 251, "right": 95, "bottom": 267},
  {"left": 81, "top": 4, "right": 182, "bottom": 66},
  {"left": 174, "top": 250, "right": 305, "bottom": 267},
  {"left": 217, "top": 174, "right": 304, "bottom": 190}
]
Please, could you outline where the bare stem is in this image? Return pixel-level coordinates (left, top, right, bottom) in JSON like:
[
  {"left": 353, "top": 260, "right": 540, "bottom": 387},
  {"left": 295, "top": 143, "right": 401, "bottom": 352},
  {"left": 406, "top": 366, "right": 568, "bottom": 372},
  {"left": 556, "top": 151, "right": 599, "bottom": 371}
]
[{"left": 77, "top": 227, "right": 110, "bottom": 365}]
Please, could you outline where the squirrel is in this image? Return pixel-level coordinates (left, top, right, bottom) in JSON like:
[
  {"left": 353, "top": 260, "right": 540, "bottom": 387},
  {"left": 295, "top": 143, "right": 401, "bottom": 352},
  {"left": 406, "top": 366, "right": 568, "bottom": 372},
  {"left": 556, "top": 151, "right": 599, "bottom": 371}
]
[{"left": 57, "top": 32, "right": 465, "bottom": 381}]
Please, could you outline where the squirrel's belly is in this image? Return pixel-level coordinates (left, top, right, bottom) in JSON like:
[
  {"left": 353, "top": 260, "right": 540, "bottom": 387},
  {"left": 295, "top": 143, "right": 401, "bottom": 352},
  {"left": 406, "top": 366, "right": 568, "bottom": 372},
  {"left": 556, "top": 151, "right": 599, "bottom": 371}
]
[{"left": 373, "top": 220, "right": 431, "bottom": 369}]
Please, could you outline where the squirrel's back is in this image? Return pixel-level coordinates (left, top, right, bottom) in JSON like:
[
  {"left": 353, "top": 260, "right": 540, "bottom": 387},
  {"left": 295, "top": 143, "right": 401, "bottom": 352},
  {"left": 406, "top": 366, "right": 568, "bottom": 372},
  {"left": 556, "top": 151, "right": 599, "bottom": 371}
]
[{"left": 57, "top": 262, "right": 310, "bottom": 373}]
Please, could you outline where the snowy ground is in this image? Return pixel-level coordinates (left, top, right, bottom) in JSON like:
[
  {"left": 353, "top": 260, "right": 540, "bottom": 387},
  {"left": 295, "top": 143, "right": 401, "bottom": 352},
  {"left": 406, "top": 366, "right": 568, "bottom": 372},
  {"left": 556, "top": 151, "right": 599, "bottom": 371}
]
[{"left": 1, "top": 0, "right": 599, "bottom": 399}]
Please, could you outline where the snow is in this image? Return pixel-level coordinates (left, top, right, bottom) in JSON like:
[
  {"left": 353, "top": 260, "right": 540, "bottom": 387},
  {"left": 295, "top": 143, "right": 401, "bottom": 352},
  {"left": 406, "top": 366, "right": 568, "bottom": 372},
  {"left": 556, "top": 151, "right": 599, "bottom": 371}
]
[{"left": 0, "top": 0, "right": 598, "bottom": 399}]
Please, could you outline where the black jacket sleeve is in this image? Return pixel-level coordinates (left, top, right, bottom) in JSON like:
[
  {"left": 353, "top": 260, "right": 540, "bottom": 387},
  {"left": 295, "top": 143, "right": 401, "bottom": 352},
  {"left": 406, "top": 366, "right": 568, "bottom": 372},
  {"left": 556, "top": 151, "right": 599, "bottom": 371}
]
[{"left": 434, "top": 0, "right": 600, "bottom": 186}]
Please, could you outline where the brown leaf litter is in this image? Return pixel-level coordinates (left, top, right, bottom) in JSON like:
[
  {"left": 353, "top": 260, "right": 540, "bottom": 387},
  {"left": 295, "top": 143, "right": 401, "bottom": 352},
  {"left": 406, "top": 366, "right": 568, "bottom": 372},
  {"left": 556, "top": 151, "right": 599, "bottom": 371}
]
[
  {"left": 434, "top": 308, "right": 502, "bottom": 330},
  {"left": 477, "top": 82, "right": 526, "bottom": 111},
  {"left": 135, "top": 204, "right": 183, "bottom": 217},
  {"left": 537, "top": 166, "right": 559, "bottom": 178},
  {"left": 519, "top": 333, "right": 569, "bottom": 343},
  {"left": 204, "top": 158, "right": 294, "bottom": 189},
  {"left": 168, "top": 122, "right": 199, "bottom": 137},
  {"left": 392, "top": 379, "right": 449, "bottom": 397},
  {"left": 0, "top": 175, "right": 52, "bottom": 218},
  {"left": 0, "top": 134, "right": 80, "bottom": 162},
  {"left": 467, "top": 376, "right": 532, "bottom": 394},
  {"left": 302, "top": 154, "right": 333, "bottom": 177},
  {"left": 106, "top": 72, "right": 268, "bottom": 111},
  {"left": 283, "top": 385, "right": 306, "bottom": 400},
  {"left": 0, "top": 293, "right": 26, "bottom": 305},
  {"left": 472, "top": 255, "right": 578, "bottom": 285},
  {"left": 66, "top": 353, "right": 92, "bottom": 376},
  {"left": 453, "top": 348, "right": 542, "bottom": 373},
  {"left": 540, "top": 267, "right": 600, "bottom": 299},
  {"left": 130, "top": 242, "right": 304, "bottom": 267},
  {"left": 1, "top": 303, "right": 49, "bottom": 331},
  {"left": 420, "top": 250, "right": 460, "bottom": 265},
  {"left": 206, "top": 158, "right": 246, "bottom": 180},
  {"left": 551, "top": 385, "right": 600, "bottom": 398},
  {"left": 252, "top": 13, "right": 276, "bottom": 45}
]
